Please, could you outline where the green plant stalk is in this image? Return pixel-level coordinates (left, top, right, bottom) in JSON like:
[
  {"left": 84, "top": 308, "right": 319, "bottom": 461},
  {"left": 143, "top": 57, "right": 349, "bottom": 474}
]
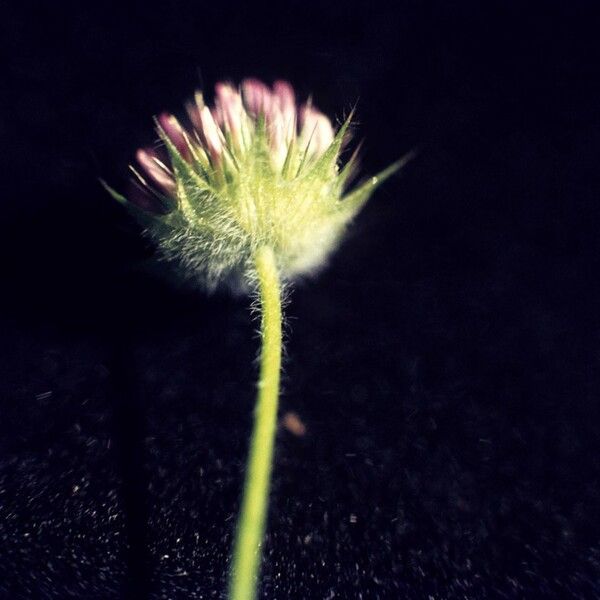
[{"left": 228, "top": 245, "right": 282, "bottom": 600}]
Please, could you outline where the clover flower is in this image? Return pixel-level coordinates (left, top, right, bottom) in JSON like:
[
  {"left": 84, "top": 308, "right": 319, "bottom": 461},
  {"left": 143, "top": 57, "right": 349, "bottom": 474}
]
[
  {"left": 107, "top": 78, "right": 403, "bottom": 288},
  {"left": 105, "top": 78, "right": 406, "bottom": 600}
]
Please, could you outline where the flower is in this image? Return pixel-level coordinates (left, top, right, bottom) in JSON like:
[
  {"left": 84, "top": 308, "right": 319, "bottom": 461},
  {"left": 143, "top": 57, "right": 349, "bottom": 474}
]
[{"left": 104, "top": 78, "right": 406, "bottom": 288}]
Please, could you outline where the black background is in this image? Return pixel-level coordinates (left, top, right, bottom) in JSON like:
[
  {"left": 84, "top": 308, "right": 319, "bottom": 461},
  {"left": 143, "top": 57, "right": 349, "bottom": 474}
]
[{"left": 2, "top": 1, "right": 600, "bottom": 598}]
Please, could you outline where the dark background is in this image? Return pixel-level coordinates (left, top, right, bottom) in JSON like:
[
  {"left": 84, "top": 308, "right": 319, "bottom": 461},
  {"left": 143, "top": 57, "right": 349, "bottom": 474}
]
[{"left": 2, "top": 1, "right": 600, "bottom": 598}]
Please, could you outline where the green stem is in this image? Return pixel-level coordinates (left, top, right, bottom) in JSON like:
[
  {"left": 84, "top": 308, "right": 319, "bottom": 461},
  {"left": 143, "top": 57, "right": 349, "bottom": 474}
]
[{"left": 228, "top": 246, "right": 282, "bottom": 600}]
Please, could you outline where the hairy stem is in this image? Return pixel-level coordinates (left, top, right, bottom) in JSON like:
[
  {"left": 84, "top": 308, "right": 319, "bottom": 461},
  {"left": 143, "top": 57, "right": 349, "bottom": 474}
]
[{"left": 228, "top": 246, "right": 282, "bottom": 600}]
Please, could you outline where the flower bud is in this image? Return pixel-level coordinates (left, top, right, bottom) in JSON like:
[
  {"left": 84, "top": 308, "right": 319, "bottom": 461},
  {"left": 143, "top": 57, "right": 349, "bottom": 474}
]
[
  {"left": 135, "top": 148, "right": 176, "bottom": 195},
  {"left": 215, "top": 83, "right": 246, "bottom": 151},
  {"left": 299, "top": 104, "right": 334, "bottom": 158},
  {"left": 241, "top": 78, "right": 273, "bottom": 118},
  {"left": 107, "top": 78, "right": 405, "bottom": 289},
  {"left": 158, "top": 114, "right": 191, "bottom": 162}
]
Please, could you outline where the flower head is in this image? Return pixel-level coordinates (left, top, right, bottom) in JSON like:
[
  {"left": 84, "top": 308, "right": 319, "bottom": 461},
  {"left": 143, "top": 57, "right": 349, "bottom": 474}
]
[{"left": 105, "top": 78, "right": 406, "bottom": 288}]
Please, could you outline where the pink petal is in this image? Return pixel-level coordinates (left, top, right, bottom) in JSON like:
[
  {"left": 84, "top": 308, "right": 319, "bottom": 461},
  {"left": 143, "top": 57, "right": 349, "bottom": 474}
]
[
  {"left": 198, "top": 105, "right": 224, "bottom": 164},
  {"left": 272, "top": 80, "right": 296, "bottom": 143},
  {"left": 215, "top": 82, "right": 245, "bottom": 149},
  {"left": 136, "top": 148, "right": 176, "bottom": 194},
  {"left": 158, "top": 113, "right": 191, "bottom": 161},
  {"left": 299, "top": 104, "right": 334, "bottom": 157},
  {"left": 273, "top": 80, "right": 295, "bottom": 112},
  {"left": 241, "top": 78, "right": 273, "bottom": 118},
  {"left": 186, "top": 92, "right": 204, "bottom": 133},
  {"left": 268, "top": 105, "right": 287, "bottom": 169}
]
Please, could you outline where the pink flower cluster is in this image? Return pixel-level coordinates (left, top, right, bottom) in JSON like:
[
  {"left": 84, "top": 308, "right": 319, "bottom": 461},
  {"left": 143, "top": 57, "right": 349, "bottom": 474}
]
[{"left": 134, "top": 78, "right": 335, "bottom": 198}]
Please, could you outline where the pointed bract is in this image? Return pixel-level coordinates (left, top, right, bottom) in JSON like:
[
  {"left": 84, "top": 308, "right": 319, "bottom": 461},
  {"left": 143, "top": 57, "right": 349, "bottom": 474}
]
[{"left": 340, "top": 151, "right": 416, "bottom": 217}]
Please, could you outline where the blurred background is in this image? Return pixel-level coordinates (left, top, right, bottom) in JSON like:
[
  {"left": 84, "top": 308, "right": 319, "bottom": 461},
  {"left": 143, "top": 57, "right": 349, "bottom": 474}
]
[{"left": 2, "top": 1, "right": 600, "bottom": 598}]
